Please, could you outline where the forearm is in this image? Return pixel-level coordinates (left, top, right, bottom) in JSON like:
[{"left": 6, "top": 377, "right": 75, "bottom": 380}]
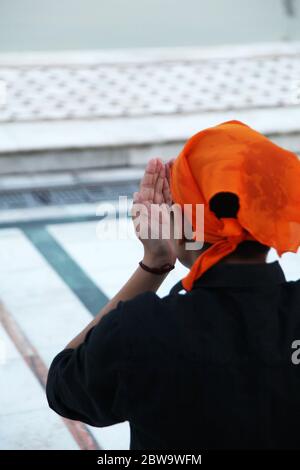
[
  {"left": 65, "top": 254, "right": 168, "bottom": 350},
  {"left": 65, "top": 157, "right": 175, "bottom": 350}
]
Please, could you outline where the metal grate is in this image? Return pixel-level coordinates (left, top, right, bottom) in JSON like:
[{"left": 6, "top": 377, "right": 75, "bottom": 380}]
[{"left": 0, "top": 181, "right": 139, "bottom": 210}]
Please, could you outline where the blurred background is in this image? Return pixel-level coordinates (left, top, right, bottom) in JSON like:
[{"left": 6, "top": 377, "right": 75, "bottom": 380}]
[
  {"left": 1, "top": 0, "right": 300, "bottom": 50},
  {"left": 0, "top": 0, "right": 299, "bottom": 451}
]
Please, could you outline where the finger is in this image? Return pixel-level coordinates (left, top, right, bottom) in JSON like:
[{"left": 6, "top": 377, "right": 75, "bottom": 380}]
[
  {"left": 131, "top": 191, "right": 144, "bottom": 217},
  {"left": 164, "top": 160, "right": 175, "bottom": 205},
  {"left": 163, "top": 174, "right": 173, "bottom": 205},
  {"left": 167, "top": 158, "right": 175, "bottom": 167},
  {"left": 153, "top": 163, "right": 165, "bottom": 204},
  {"left": 139, "top": 158, "right": 158, "bottom": 202},
  {"left": 165, "top": 163, "right": 170, "bottom": 188},
  {"left": 165, "top": 159, "right": 174, "bottom": 187},
  {"left": 151, "top": 158, "right": 162, "bottom": 198},
  {"left": 139, "top": 159, "right": 156, "bottom": 191},
  {"left": 141, "top": 158, "right": 162, "bottom": 202},
  {"left": 133, "top": 191, "right": 139, "bottom": 202},
  {"left": 131, "top": 192, "right": 139, "bottom": 218}
]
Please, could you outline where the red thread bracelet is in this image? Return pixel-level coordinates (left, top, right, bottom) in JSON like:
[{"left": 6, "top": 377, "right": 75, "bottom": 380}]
[{"left": 139, "top": 261, "right": 175, "bottom": 275}]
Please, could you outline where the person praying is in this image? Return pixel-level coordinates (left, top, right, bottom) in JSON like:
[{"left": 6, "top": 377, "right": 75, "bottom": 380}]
[{"left": 46, "top": 120, "right": 300, "bottom": 449}]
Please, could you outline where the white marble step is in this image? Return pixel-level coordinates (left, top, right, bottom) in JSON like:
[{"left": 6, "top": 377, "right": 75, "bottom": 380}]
[
  {"left": 0, "top": 42, "right": 299, "bottom": 170},
  {"left": 1, "top": 43, "right": 299, "bottom": 124}
]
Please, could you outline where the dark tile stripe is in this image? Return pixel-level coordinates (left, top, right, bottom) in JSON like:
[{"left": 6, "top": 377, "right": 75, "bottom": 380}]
[{"left": 23, "top": 225, "right": 108, "bottom": 316}]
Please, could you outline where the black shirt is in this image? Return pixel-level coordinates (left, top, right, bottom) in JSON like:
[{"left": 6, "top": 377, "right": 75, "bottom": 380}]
[{"left": 46, "top": 261, "right": 300, "bottom": 449}]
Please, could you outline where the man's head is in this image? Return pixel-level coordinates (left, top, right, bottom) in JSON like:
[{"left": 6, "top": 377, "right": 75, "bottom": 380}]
[
  {"left": 169, "top": 120, "right": 300, "bottom": 290},
  {"left": 173, "top": 192, "right": 270, "bottom": 269}
]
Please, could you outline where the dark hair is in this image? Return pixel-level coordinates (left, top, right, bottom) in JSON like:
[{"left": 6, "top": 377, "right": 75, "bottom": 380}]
[{"left": 209, "top": 192, "right": 269, "bottom": 257}]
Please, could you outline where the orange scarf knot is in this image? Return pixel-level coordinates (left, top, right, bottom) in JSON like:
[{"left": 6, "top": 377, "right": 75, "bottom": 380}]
[{"left": 170, "top": 120, "right": 300, "bottom": 291}]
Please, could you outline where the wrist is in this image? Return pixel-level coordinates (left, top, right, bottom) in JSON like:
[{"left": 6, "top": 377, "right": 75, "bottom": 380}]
[
  {"left": 139, "top": 259, "right": 175, "bottom": 275},
  {"left": 142, "top": 253, "right": 173, "bottom": 269}
]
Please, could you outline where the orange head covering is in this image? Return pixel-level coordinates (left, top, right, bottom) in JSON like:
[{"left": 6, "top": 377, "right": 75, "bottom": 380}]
[{"left": 170, "top": 120, "right": 300, "bottom": 291}]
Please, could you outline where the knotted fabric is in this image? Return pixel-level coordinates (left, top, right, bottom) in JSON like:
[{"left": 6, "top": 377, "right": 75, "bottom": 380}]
[{"left": 170, "top": 120, "right": 300, "bottom": 291}]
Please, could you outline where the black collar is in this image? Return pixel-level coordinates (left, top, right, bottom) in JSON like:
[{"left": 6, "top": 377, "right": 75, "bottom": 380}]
[{"left": 169, "top": 261, "right": 286, "bottom": 294}]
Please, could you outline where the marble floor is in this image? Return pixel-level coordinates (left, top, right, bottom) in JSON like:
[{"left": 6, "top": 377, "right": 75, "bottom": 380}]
[
  {"left": 0, "top": 214, "right": 188, "bottom": 450},
  {"left": 0, "top": 212, "right": 299, "bottom": 450}
]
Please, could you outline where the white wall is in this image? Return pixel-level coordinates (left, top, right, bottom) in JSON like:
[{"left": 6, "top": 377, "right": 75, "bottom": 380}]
[{"left": 0, "top": 0, "right": 299, "bottom": 52}]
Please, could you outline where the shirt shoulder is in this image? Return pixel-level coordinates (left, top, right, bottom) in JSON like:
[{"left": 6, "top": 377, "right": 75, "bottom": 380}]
[
  {"left": 286, "top": 279, "right": 300, "bottom": 291},
  {"left": 280, "top": 278, "right": 300, "bottom": 302},
  {"left": 281, "top": 278, "right": 300, "bottom": 318}
]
